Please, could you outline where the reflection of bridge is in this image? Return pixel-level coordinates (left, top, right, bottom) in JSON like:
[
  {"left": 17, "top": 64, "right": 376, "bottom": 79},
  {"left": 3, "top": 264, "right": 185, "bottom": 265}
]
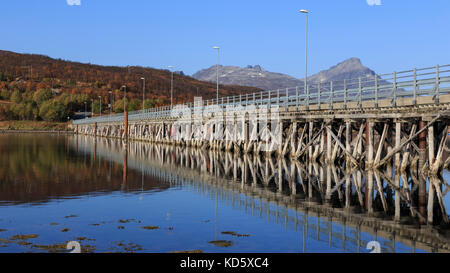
[{"left": 72, "top": 135, "right": 450, "bottom": 253}]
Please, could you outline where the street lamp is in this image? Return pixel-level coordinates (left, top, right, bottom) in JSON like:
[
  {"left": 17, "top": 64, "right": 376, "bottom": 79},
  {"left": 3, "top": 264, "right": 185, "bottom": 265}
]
[
  {"left": 121, "top": 85, "right": 127, "bottom": 112},
  {"left": 98, "top": 96, "right": 102, "bottom": 116},
  {"left": 91, "top": 99, "right": 94, "bottom": 117},
  {"left": 213, "top": 46, "right": 220, "bottom": 102},
  {"left": 84, "top": 101, "right": 87, "bottom": 118},
  {"left": 300, "top": 9, "right": 309, "bottom": 108},
  {"left": 168, "top": 66, "right": 174, "bottom": 108},
  {"left": 108, "top": 91, "right": 112, "bottom": 116},
  {"left": 141, "top": 77, "right": 145, "bottom": 113}
]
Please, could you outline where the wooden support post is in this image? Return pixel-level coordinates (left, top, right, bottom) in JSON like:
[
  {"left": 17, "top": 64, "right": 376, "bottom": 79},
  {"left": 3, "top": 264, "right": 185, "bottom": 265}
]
[
  {"left": 428, "top": 123, "right": 435, "bottom": 167},
  {"left": 326, "top": 126, "right": 332, "bottom": 163},
  {"left": 309, "top": 121, "right": 313, "bottom": 160},
  {"left": 374, "top": 123, "right": 388, "bottom": 164},
  {"left": 395, "top": 121, "right": 401, "bottom": 170},
  {"left": 431, "top": 125, "right": 448, "bottom": 174},
  {"left": 367, "top": 121, "right": 374, "bottom": 167},
  {"left": 345, "top": 121, "right": 351, "bottom": 164},
  {"left": 418, "top": 120, "right": 427, "bottom": 223}
]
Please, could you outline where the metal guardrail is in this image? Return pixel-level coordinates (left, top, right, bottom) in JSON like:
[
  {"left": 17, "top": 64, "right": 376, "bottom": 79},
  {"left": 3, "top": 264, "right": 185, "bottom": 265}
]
[{"left": 74, "top": 64, "right": 450, "bottom": 125}]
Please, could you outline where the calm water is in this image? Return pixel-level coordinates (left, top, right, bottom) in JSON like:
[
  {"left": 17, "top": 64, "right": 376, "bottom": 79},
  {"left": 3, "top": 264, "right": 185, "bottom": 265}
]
[{"left": 0, "top": 134, "right": 449, "bottom": 253}]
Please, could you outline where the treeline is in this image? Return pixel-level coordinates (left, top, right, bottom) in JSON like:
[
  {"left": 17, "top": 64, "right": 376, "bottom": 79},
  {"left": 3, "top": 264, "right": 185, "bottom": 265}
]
[{"left": 0, "top": 50, "right": 261, "bottom": 122}]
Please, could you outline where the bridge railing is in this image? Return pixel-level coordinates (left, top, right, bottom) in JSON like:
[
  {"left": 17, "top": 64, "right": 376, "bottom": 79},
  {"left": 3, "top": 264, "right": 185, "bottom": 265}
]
[{"left": 73, "top": 64, "right": 450, "bottom": 125}]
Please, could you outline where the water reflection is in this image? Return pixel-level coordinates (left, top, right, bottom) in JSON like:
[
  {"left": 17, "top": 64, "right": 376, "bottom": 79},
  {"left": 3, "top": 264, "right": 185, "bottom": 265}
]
[
  {"left": 1, "top": 134, "right": 450, "bottom": 252},
  {"left": 70, "top": 135, "right": 450, "bottom": 253},
  {"left": 0, "top": 134, "right": 168, "bottom": 205}
]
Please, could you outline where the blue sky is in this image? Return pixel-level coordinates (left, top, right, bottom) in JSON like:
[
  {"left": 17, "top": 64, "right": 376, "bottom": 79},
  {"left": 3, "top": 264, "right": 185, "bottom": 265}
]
[{"left": 1, "top": 0, "right": 449, "bottom": 78}]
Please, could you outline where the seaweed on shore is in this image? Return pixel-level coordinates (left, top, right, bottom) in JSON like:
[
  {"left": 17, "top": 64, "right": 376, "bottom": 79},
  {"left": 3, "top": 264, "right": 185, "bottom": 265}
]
[{"left": 208, "top": 240, "right": 233, "bottom": 247}]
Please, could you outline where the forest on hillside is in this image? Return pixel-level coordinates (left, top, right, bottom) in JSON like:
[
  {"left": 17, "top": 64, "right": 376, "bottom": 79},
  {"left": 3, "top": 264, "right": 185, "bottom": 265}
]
[{"left": 0, "top": 50, "right": 261, "bottom": 122}]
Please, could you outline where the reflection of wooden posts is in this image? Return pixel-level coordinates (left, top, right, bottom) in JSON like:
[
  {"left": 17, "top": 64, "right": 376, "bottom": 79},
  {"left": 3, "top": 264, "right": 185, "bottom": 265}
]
[
  {"left": 418, "top": 120, "right": 427, "bottom": 223},
  {"left": 93, "top": 138, "right": 97, "bottom": 161},
  {"left": 94, "top": 122, "right": 97, "bottom": 137},
  {"left": 345, "top": 170, "right": 351, "bottom": 209},
  {"left": 277, "top": 158, "right": 282, "bottom": 193},
  {"left": 124, "top": 111, "right": 128, "bottom": 139},
  {"left": 308, "top": 162, "right": 313, "bottom": 200},
  {"left": 326, "top": 165, "right": 331, "bottom": 201},
  {"left": 290, "top": 161, "right": 297, "bottom": 196},
  {"left": 122, "top": 148, "right": 128, "bottom": 190},
  {"left": 367, "top": 170, "right": 374, "bottom": 213}
]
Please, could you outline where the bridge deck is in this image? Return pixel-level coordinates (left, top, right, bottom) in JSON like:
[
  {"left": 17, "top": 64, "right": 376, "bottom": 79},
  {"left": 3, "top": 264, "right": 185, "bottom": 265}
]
[{"left": 73, "top": 64, "right": 450, "bottom": 125}]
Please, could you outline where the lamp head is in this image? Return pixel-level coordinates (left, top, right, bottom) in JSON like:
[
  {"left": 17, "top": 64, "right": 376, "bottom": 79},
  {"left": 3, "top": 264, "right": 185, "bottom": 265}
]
[{"left": 300, "top": 9, "right": 308, "bottom": 13}]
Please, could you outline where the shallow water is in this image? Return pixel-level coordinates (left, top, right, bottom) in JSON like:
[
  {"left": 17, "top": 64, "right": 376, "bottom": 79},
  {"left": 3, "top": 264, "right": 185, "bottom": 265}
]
[{"left": 0, "top": 134, "right": 449, "bottom": 253}]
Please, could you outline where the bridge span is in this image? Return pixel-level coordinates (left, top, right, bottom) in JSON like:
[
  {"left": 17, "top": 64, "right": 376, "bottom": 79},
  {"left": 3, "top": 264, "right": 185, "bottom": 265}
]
[{"left": 73, "top": 64, "right": 450, "bottom": 176}]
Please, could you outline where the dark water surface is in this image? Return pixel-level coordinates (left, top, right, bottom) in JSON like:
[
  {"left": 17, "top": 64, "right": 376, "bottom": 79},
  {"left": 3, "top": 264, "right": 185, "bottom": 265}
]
[{"left": 0, "top": 134, "right": 449, "bottom": 253}]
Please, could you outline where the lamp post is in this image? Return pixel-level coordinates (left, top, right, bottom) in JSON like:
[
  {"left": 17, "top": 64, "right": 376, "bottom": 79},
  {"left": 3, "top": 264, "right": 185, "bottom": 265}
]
[
  {"left": 98, "top": 96, "right": 102, "bottom": 116},
  {"left": 121, "top": 85, "right": 127, "bottom": 112},
  {"left": 300, "top": 9, "right": 309, "bottom": 108},
  {"left": 108, "top": 91, "right": 112, "bottom": 116},
  {"left": 91, "top": 99, "right": 94, "bottom": 117},
  {"left": 168, "top": 66, "right": 174, "bottom": 108},
  {"left": 121, "top": 85, "right": 128, "bottom": 139},
  {"left": 111, "top": 91, "right": 115, "bottom": 113},
  {"left": 84, "top": 101, "right": 87, "bottom": 118},
  {"left": 213, "top": 46, "right": 220, "bottom": 102},
  {"left": 141, "top": 77, "right": 145, "bottom": 113}
]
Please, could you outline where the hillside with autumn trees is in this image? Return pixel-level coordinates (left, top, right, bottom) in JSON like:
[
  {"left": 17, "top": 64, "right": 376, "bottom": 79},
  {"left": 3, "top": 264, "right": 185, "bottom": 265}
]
[{"left": 0, "top": 50, "right": 261, "bottom": 123}]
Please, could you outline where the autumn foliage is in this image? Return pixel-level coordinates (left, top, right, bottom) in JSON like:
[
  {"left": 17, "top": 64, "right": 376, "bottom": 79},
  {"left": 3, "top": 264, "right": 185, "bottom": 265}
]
[{"left": 0, "top": 50, "right": 261, "bottom": 121}]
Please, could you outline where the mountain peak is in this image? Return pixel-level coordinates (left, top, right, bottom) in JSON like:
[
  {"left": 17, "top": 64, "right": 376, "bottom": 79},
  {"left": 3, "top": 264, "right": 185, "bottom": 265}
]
[
  {"left": 192, "top": 64, "right": 302, "bottom": 90},
  {"left": 307, "top": 57, "right": 375, "bottom": 83},
  {"left": 192, "top": 57, "right": 380, "bottom": 91},
  {"left": 245, "top": 65, "right": 263, "bottom": 71},
  {"left": 333, "top": 57, "right": 364, "bottom": 71}
]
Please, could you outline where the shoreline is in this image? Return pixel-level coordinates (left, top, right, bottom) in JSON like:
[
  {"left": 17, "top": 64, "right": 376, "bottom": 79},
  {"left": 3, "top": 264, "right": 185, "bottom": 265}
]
[{"left": 0, "top": 130, "right": 74, "bottom": 134}]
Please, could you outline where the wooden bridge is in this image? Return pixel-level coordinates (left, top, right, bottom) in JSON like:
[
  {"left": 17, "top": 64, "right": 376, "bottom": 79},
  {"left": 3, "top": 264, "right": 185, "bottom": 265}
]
[
  {"left": 72, "top": 135, "right": 450, "bottom": 253},
  {"left": 73, "top": 64, "right": 450, "bottom": 176}
]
